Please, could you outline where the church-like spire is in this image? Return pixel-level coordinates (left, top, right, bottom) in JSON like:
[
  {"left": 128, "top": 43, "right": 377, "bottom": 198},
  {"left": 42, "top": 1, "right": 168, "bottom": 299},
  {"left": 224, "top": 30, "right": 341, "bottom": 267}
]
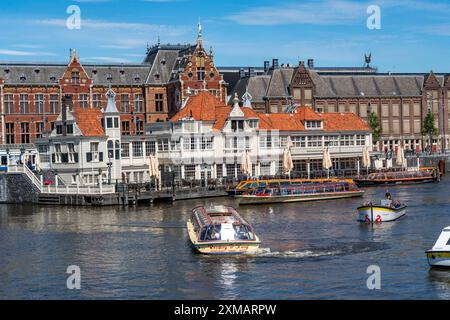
[{"left": 197, "top": 18, "right": 203, "bottom": 48}]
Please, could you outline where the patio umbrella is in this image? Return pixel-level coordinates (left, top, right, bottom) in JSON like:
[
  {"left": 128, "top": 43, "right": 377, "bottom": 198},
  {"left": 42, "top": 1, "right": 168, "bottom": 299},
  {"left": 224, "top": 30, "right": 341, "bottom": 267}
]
[
  {"left": 322, "top": 147, "right": 333, "bottom": 178},
  {"left": 283, "top": 148, "right": 294, "bottom": 177},
  {"left": 241, "top": 151, "right": 251, "bottom": 176},
  {"left": 246, "top": 151, "right": 253, "bottom": 177},
  {"left": 396, "top": 145, "right": 405, "bottom": 168}
]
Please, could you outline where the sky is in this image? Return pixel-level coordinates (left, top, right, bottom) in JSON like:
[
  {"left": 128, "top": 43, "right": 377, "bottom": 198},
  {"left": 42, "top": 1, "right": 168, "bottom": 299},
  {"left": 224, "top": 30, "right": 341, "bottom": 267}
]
[{"left": 0, "top": 0, "right": 450, "bottom": 72}]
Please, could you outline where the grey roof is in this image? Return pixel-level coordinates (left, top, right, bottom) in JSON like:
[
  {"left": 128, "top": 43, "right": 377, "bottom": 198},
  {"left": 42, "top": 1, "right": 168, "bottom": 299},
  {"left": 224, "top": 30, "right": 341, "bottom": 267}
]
[
  {"left": 0, "top": 63, "right": 66, "bottom": 85},
  {"left": 85, "top": 65, "right": 149, "bottom": 86},
  {"left": 266, "top": 68, "right": 294, "bottom": 98},
  {"left": 145, "top": 50, "right": 180, "bottom": 85},
  {"left": 228, "top": 75, "right": 271, "bottom": 104},
  {"left": 228, "top": 68, "right": 435, "bottom": 102},
  {"left": 0, "top": 62, "right": 150, "bottom": 86},
  {"left": 315, "top": 75, "right": 425, "bottom": 98}
]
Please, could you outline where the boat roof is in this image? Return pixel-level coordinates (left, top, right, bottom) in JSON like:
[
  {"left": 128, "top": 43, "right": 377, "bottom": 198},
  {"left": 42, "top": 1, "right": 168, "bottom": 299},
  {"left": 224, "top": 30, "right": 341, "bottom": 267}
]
[
  {"left": 192, "top": 206, "right": 249, "bottom": 227},
  {"left": 432, "top": 226, "right": 450, "bottom": 251}
]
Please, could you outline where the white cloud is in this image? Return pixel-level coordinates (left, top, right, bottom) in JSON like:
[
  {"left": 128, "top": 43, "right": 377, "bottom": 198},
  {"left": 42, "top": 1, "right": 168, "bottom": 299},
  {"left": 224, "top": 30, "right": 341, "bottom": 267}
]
[
  {"left": 228, "top": 0, "right": 450, "bottom": 26},
  {"left": 82, "top": 56, "right": 133, "bottom": 63},
  {"left": 0, "top": 49, "right": 56, "bottom": 56},
  {"left": 31, "top": 19, "right": 189, "bottom": 36},
  {"left": 228, "top": 0, "right": 368, "bottom": 26}
]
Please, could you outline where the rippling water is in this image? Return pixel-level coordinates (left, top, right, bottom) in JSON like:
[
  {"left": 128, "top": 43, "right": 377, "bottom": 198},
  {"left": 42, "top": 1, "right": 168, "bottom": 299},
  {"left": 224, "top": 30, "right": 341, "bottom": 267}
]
[{"left": 1, "top": 178, "right": 450, "bottom": 299}]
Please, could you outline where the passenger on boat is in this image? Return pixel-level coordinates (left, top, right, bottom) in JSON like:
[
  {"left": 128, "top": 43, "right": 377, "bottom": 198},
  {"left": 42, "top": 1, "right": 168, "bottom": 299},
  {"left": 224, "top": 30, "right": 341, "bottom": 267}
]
[
  {"left": 385, "top": 191, "right": 392, "bottom": 200},
  {"left": 211, "top": 229, "right": 220, "bottom": 240}
]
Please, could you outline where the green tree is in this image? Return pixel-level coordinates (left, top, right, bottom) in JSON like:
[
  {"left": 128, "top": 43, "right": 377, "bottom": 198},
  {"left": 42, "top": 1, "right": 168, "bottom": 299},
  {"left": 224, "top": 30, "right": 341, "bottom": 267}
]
[
  {"left": 422, "top": 111, "right": 438, "bottom": 153},
  {"left": 367, "top": 111, "right": 382, "bottom": 143}
]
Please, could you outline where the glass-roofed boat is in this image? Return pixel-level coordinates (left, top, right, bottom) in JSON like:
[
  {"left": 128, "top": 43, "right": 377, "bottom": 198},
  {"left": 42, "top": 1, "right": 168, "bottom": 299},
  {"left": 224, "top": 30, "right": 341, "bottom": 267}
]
[{"left": 187, "top": 205, "right": 261, "bottom": 255}]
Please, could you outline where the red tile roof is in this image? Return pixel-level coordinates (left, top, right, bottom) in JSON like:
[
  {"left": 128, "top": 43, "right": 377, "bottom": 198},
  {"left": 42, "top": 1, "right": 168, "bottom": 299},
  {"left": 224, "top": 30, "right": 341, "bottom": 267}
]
[
  {"left": 170, "top": 91, "right": 370, "bottom": 132},
  {"left": 320, "top": 112, "right": 371, "bottom": 132},
  {"left": 72, "top": 107, "right": 105, "bottom": 137}
]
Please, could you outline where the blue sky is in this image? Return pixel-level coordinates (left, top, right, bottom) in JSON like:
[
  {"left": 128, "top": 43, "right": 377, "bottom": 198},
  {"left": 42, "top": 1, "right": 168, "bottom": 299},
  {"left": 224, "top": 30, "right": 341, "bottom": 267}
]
[{"left": 1, "top": 0, "right": 450, "bottom": 72}]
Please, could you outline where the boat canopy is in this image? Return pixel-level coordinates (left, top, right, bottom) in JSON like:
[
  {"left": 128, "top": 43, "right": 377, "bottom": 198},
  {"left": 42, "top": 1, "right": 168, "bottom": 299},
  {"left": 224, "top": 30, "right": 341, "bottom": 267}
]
[
  {"left": 432, "top": 226, "right": 450, "bottom": 251},
  {"left": 192, "top": 205, "right": 248, "bottom": 228}
]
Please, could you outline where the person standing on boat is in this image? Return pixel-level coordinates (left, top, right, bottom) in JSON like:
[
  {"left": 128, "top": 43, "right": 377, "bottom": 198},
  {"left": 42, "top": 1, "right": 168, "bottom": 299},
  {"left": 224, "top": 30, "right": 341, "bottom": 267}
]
[{"left": 385, "top": 190, "right": 392, "bottom": 200}]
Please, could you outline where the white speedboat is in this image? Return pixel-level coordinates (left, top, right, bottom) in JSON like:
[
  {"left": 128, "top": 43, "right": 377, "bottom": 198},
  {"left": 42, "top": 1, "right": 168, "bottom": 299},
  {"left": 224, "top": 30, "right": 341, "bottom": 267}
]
[
  {"left": 426, "top": 226, "right": 450, "bottom": 267},
  {"left": 357, "top": 199, "right": 406, "bottom": 223}
]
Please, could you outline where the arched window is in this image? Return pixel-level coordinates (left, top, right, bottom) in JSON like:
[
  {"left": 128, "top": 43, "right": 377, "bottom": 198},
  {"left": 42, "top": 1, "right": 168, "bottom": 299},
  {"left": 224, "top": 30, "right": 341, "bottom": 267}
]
[
  {"left": 115, "top": 140, "right": 120, "bottom": 160},
  {"left": 107, "top": 140, "right": 114, "bottom": 159}
]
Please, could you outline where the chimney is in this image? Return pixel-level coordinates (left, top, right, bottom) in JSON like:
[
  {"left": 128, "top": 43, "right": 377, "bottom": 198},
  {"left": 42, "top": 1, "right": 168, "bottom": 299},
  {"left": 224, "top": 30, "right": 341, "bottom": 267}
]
[
  {"left": 307, "top": 59, "right": 314, "bottom": 69},
  {"left": 249, "top": 67, "right": 256, "bottom": 77},
  {"left": 264, "top": 61, "right": 270, "bottom": 73},
  {"left": 239, "top": 68, "right": 246, "bottom": 79},
  {"left": 272, "top": 58, "right": 279, "bottom": 69}
]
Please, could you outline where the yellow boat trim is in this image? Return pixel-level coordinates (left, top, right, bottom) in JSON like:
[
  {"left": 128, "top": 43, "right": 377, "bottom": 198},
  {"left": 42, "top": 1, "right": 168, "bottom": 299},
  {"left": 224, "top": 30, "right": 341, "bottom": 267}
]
[{"left": 427, "top": 252, "right": 450, "bottom": 259}]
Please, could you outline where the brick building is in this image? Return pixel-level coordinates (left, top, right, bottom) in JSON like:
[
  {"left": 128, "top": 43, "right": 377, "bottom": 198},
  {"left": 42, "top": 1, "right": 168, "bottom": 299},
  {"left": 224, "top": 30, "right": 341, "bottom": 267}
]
[
  {"left": 0, "top": 22, "right": 226, "bottom": 145},
  {"left": 229, "top": 59, "right": 450, "bottom": 153}
]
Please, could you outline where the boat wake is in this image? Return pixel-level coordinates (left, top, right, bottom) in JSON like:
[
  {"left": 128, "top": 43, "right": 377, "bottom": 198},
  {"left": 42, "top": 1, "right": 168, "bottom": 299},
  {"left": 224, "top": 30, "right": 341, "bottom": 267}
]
[{"left": 247, "top": 242, "right": 388, "bottom": 260}]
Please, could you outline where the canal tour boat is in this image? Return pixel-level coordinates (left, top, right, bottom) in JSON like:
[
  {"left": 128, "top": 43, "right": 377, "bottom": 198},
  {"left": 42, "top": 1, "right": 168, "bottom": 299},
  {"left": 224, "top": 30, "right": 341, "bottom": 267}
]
[
  {"left": 236, "top": 181, "right": 364, "bottom": 205},
  {"left": 426, "top": 226, "right": 450, "bottom": 268},
  {"left": 187, "top": 205, "right": 261, "bottom": 255},
  {"left": 357, "top": 199, "right": 407, "bottom": 223},
  {"left": 354, "top": 168, "right": 439, "bottom": 186},
  {"left": 227, "top": 178, "right": 354, "bottom": 196}
]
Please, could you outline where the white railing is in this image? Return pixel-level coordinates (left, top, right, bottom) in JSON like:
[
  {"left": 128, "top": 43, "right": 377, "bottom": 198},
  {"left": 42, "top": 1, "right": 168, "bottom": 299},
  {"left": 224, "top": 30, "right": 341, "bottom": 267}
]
[
  {"left": 7, "top": 164, "right": 42, "bottom": 192},
  {"left": 42, "top": 184, "right": 116, "bottom": 195},
  {"left": 6, "top": 164, "right": 116, "bottom": 195}
]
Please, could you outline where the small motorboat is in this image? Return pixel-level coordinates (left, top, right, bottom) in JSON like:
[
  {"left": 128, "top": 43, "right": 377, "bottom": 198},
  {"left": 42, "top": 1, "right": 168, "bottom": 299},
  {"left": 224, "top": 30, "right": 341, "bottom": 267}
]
[
  {"left": 187, "top": 205, "right": 261, "bottom": 255},
  {"left": 426, "top": 226, "right": 450, "bottom": 267},
  {"left": 357, "top": 199, "right": 406, "bottom": 223}
]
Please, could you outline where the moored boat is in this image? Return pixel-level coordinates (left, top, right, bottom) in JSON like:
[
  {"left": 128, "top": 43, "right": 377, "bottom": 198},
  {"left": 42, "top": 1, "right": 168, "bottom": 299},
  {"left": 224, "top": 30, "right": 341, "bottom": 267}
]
[
  {"left": 187, "top": 205, "right": 261, "bottom": 255},
  {"left": 426, "top": 226, "right": 450, "bottom": 268},
  {"left": 227, "top": 178, "right": 354, "bottom": 196},
  {"left": 357, "top": 199, "right": 406, "bottom": 223},
  {"left": 354, "top": 168, "right": 439, "bottom": 186},
  {"left": 236, "top": 181, "right": 364, "bottom": 205}
]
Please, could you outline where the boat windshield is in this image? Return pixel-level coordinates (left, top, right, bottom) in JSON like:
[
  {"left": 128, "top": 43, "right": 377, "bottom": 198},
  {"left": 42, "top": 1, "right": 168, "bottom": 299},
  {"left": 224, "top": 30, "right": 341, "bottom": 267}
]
[{"left": 199, "top": 224, "right": 255, "bottom": 241}]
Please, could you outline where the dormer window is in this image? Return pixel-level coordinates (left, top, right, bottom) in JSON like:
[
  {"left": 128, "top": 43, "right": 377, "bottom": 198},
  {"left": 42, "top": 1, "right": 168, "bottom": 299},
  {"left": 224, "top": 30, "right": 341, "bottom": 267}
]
[
  {"left": 20, "top": 74, "right": 27, "bottom": 82},
  {"left": 106, "top": 73, "right": 113, "bottom": 82},
  {"left": 231, "top": 120, "right": 244, "bottom": 132},
  {"left": 4, "top": 68, "right": 10, "bottom": 74},
  {"left": 34, "top": 69, "right": 40, "bottom": 74},
  {"left": 134, "top": 74, "right": 141, "bottom": 83},
  {"left": 49, "top": 75, "right": 57, "bottom": 82},
  {"left": 306, "top": 120, "right": 322, "bottom": 130},
  {"left": 120, "top": 68, "right": 125, "bottom": 75},
  {"left": 154, "top": 73, "right": 160, "bottom": 80}
]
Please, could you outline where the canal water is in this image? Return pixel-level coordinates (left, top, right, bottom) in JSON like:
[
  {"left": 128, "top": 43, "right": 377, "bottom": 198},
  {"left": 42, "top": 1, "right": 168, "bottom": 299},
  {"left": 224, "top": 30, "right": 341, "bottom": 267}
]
[{"left": 2, "top": 178, "right": 450, "bottom": 300}]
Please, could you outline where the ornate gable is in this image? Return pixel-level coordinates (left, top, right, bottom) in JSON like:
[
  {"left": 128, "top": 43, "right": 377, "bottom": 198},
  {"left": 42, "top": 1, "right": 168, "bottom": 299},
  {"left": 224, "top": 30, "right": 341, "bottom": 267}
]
[
  {"left": 59, "top": 49, "right": 92, "bottom": 87},
  {"left": 423, "top": 71, "right": 441, "bottom": 89},
  {"left": 179, "top": 21, "right": 226, "bottom": 103},
  {"left": 291, "top": 61, "right": 314, "bottom": 88}
]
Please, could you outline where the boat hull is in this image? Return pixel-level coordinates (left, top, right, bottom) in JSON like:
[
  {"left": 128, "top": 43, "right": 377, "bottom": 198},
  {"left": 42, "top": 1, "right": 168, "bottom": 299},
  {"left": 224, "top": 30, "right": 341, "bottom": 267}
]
[
  {"left": 355, "top": 177, "right": 437, "bottom": 186},
  {"left": 426, "top": 251, "right": 450, "bottom": 267},
  {"left": 187, "top": 220, "right": 260, "bottom": 255},
  {"left": 237, "top": 190, "right": 364, "bottom": 205},
  {"left": 357, "top": 205, "right": 406, "bottom": 222}
]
